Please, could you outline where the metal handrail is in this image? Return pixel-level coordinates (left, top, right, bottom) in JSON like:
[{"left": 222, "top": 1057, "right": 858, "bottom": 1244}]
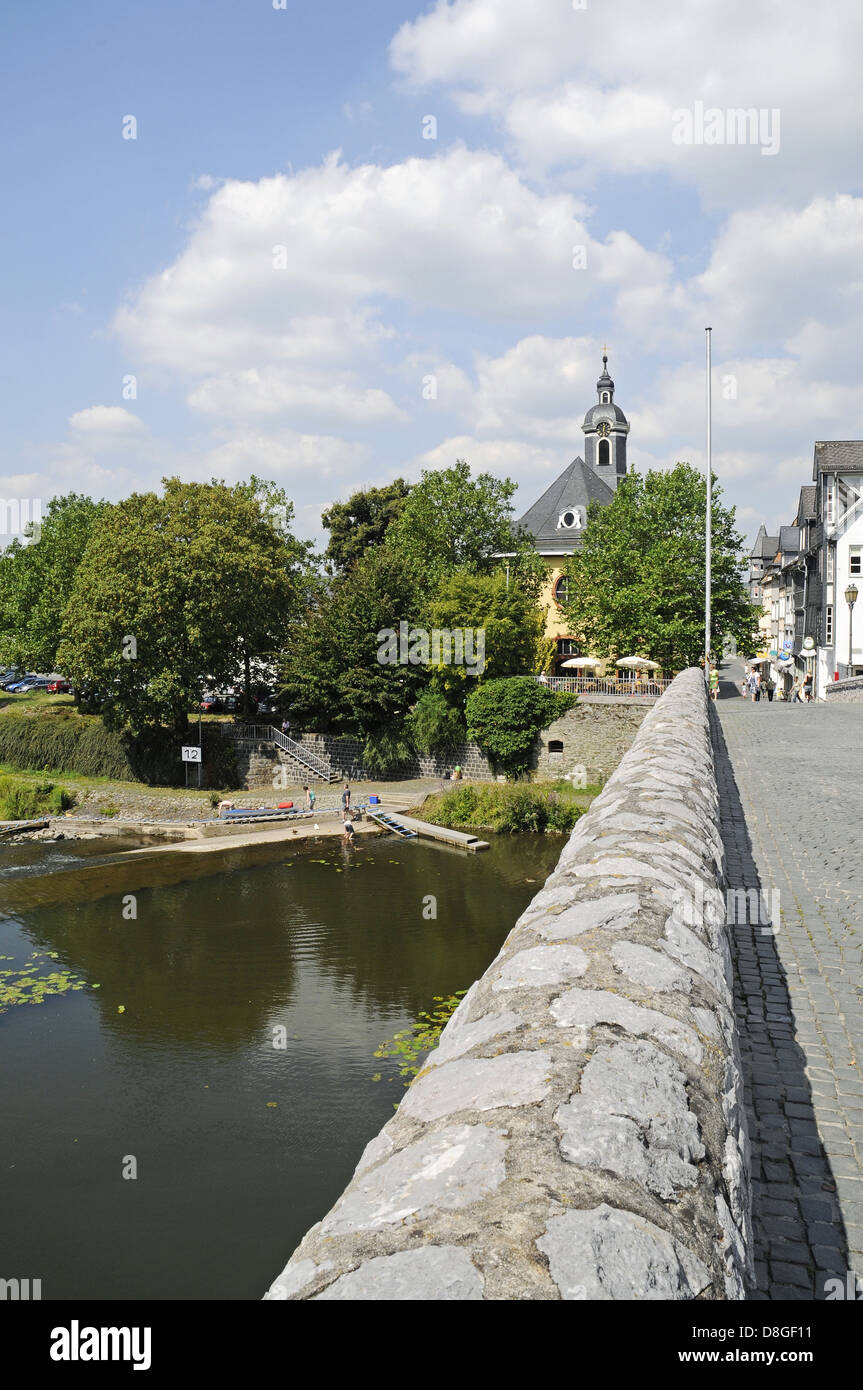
[{"left": 542, "top": 676, "right": 670, "bottom": 696}]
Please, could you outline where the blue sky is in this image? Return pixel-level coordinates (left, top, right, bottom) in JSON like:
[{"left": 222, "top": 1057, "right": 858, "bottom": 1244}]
[{"left": 3, "top": 0, "right": 863, "bottom": 546}]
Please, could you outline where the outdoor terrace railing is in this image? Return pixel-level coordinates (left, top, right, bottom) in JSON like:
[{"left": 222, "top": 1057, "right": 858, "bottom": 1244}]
[{"left": 542, "top": 676, "right": 670, "bottom": 697}]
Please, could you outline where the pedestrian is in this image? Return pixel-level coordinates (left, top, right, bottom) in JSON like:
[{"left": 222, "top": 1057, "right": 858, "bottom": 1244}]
[
  {"left": 740, "top": 678, "right": 749, "bottom": 700},
  {"left": 802, "top": 672, "right": 813, "bottom": 702},
  {"left": 791, "top": 679, "right": 802, "bottom": 703},
  {"left": 342, "top": 809, "right": 355, "bottom": 843},
  {"left": 341, "top": 782, "right": 351, "bottom": 812},
  {"left": 708, "top": 666, "right": 719, "bottom": 702},
  {"left": 452, "top": 764, "right": 462, "bottom": 781},
  {"left": 281, "top": 717, "right": 291, "bottom": 737},
  {"left": 303, "top": 784, "right": 315, "bottom": 812},
  {"left": 538, "top": 670, "right": 549, "bottom": 686},
  {"left": 765, "top": 676, "right": 775, "bottom": 703}
]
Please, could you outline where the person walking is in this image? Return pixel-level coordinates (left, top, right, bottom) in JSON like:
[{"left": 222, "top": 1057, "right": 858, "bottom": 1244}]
[
  {"left": 791, "top": 678, "right": 803, "bottom": 703},
  {"left": 341, "top": 783, "right": 351, "bottom": 812},
  {"left": 709, "top": 665, "right": 719, "bottom": 701},
  {"left": 303, "top": 784, "right": 315, "bottom": 812},
  {"left": 765, "top": 675, "right": 775, "bottom": 703},
  {"left": 802, "top": 672, "right": 813, "bottom": 702}
]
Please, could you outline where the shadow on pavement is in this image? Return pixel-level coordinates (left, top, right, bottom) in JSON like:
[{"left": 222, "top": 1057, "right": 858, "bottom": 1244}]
[{"left": 710, "top": 705, "right": 850, "bottom": 1299}]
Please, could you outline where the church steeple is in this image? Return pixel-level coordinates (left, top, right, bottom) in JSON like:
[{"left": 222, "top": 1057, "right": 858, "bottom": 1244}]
[{"left": 582, "top": 348, "right": 630, "bottom": 489}]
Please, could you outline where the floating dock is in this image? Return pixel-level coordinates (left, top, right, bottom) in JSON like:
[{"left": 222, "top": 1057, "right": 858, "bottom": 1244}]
[{"left": 370, "top": 811, "right": 489, "bottom": 852}]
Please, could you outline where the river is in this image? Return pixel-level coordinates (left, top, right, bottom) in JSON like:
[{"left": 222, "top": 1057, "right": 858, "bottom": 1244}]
[{"left": 0, "top": 830, "right": 562, "bottom": 1299}]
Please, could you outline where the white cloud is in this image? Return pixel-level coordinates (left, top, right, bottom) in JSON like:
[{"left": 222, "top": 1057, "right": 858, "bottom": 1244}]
[
  {"left": 390, "top": 0, "right": 863, "bottom": 203},
  {"left": 68, "top": 406, "right": 145, "bottom": 436},
  {"left": 188, "top": 370, "right": 405, "bottom": 425}
]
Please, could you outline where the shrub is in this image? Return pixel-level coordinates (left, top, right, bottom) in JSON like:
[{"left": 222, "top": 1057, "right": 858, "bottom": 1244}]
[
  {"left": 0, "top": 712, "right": 240, "bottom": 787},
  {"left": 406, "top": 689, "right": 466, "bottom": 755},
  {"left": 362, "top": 727, "right": 415, "bottom": 777},
  {"left": 422, "top": 783, "right": 583, "bottom": 835},
  {"left": 465, "top": 678, "right": 578, "bottom": 778}
]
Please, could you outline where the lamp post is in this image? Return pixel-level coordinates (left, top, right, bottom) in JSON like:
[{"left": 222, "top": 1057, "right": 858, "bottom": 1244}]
[
  {"left": 846, "top": 582, "right": 859, "bottom": 673},
  {"left": 705, "top": 327, "right": 712, "bottom": 682}
]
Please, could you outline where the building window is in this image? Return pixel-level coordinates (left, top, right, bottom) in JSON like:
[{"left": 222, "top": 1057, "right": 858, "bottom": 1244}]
[
  {"left": 601, "top": 392, "right": 610, "bottom": 403},
  {"left": 826, "top": 605, "right": 834, "bottom": 645},
  {"left": 553, "top": 575, "right": 570, "bottom": 606},
  {"left": 557, "top": 638, "right": 579, "bottom": 655},
  {"left": 598, "top": 439, "right": 610, "bottom": 467},
  {"left": 827, "top": 546, "right": 835, "bottom": 581},
  {"left": 826, "top": 478, "right": 835, "bottom": 526},
  {"left": 850, "top": 547, "right": 862, "bottom": 577},
  {"left": 547, "top": 740, "right": 564, "bottom": 762}
]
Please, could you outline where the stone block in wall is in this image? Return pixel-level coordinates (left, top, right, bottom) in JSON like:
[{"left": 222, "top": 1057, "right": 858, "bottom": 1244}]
[{"left": 263, "top": 669, "right": 751, "bottom": 1302}]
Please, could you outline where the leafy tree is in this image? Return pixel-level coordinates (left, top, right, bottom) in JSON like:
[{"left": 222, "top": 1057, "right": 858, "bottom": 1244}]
[
  {"left": 406, "top": 688, "right": 466, "bottom": 755},
  {"left": 57, "top": 478, "right": 310, "bottom": 733},
  {"left": 465, "top": 677, "right": 577, "bottom": 778},
  {"left": 280, "top": 547, "right": 428, "bottom": 740},
  {"left": 560, "top": 464, "right": 759, "bottom": 673},
  {"left": 321, "top": 479, "right": 411, "bottom": 575},
  {"left": 424, "top": 570, "right": 545, "bottom": 695},
  {"left": 0, "top": 494, "right": 109, "bottom": 672},
  {"left": 385, "top": 459, "right": 529, "bottom": 582}
]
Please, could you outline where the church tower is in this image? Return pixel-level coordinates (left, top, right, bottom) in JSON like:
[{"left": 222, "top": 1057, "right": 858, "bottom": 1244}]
[{"left": 582, "top": 352, "right": 630, "bottom": 489}]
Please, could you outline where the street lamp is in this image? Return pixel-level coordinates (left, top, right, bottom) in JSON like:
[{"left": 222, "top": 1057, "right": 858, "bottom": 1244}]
[{"left": 846, "top": 582, "right": 859, "bottom": 672}]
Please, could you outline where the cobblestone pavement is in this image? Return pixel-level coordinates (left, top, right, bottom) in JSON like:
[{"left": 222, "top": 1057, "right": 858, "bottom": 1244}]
[{"left": 714, "top": 661, "right": 863, "bottom": 1299}]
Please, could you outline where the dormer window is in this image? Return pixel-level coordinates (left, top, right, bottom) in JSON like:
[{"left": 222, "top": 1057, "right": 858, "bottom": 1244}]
[
  {"left": 601, "top": 392, "right": 610, "bottom": 403},
  {"left": 558, "top": 507, "right": 585, "bottom": 530}
]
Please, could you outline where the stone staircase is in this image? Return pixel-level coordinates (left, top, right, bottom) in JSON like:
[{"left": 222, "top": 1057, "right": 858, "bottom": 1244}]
[{"left": 225, "top": 724, "right": 339, "bottom": 789}]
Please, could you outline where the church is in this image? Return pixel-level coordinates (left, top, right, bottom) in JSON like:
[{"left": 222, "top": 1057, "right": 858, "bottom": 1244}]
[{"left": 514, "top": 353, "right": 630, "bottom": 674}]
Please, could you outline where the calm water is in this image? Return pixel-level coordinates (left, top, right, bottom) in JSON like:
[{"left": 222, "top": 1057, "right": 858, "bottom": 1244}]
[{"left": 0, "top": 831, "right": 562, "bottom": 1300}]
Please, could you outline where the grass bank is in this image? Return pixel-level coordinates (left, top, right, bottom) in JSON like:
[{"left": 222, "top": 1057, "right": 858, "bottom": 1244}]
[
  {"left": 0, "top": 698, "right": 239, "bottom": 787},
  {"left": 0, "top": 774, "right": 76, "bottom": 820},
  {"left": 420, "top": 780, "right": 600, "bottom": 835}
]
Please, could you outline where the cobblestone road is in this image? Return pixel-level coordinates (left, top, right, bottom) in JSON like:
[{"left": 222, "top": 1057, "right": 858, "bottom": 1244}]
[{"left": 714, "top": 661, "right": 863, "bottom": 1299}]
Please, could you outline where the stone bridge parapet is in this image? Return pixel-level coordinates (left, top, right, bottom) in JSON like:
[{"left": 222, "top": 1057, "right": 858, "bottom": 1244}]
[{"left": 264, "top": 668, "right": 751, "bottom": 1301}]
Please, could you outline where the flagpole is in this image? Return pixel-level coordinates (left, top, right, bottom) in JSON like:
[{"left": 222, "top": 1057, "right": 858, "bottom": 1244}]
[{"left": 705, "top": 327, "right": 712, "bottom": 681}]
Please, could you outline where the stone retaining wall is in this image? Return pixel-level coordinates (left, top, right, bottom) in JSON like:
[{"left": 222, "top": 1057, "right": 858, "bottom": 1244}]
[
  {"left": 263, "top": 669, "right": 752, "bottom": 1301},
  {"left": 824, "top": 676, "right": 863, "bottom": 702}
]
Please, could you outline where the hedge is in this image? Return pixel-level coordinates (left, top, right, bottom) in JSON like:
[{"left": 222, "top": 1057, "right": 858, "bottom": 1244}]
[{"left": 0, "top": 712, "right": 240, "bottom": 788}]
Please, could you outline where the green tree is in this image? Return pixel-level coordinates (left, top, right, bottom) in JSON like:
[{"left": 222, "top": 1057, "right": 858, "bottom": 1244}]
[
  {"left": 425, "top": 570, "right": 545, "bottom": 695},
  {"left": 280, "top": 547, "right": 429, "bottom": 740},
  {"left": 57, "top": 478, "right": 310, "bottom": 733},
  {"left": 385, "top": 459, "right": 531, "bottom": 582},
  {"left": 560, "top": 464, "right": 758, "bottom": 672},
  {"left": 406, "top": 688, "right": 466, "bottom": 755},
  {"left": 465, "top": 677, "right": 577, "bottom": 778},
  {"left": 321, "top": 479, "right": 411, "bottom": 575},
  {"left": 0, "top": 494, "right": 109, "bottom": 672}
]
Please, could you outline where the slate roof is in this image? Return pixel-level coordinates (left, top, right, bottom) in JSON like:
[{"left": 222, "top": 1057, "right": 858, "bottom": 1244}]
[
  {"left": 813, "top": 441, "right": 863, "bottom": 477},
  {"left": 515, "top": 457, "right": 615, "bottom": 549},
  {"left": 750, "top": 524, "right": 779, "bottom": 558},
  {"left": 796, "top": 485, "right": 817, "bottom": 523},
  {"left": 779, "top": 524, "right": 801, "bottom": 554},
  {"left": 583, "top": 402, "right": 629, "bottom": 428}
]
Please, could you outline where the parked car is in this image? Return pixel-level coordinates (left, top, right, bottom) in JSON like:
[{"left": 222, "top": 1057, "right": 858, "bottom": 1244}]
[
  {"left": 2, "top": 672, "right": 30, "bottom": 690},
  {"left": 10, "top": 676, "right": 53, "bottom": 693},
  {"left": 5, "top": 676, "right": 38, "bottom": 692},
  {"left": 46, "top": 679, "right": 72, "bottom": 693},
  {"left": 199, "top": 693, "right": 222, "bottom": 712}
]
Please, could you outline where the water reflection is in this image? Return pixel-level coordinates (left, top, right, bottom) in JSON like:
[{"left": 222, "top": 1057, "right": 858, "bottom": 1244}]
[{"left": 0, "top": 833, "right": 562, "bottom": 1299}]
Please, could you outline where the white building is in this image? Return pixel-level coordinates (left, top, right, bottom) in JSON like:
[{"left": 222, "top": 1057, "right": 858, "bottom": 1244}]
[{"left": 812, "top": 442, "right": 863, "bottom": 695}]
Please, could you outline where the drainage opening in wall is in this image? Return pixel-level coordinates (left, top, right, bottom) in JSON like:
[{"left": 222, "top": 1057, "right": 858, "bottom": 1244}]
[{"left": 547, "top": 740, "right": 564, "bottom": 762}]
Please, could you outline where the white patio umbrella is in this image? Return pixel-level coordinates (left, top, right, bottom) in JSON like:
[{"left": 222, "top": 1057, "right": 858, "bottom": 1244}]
[
  {"left": 615, "top": 656, "right": 660, "bottom": 670},
  {"left": 560, "top": 656, "right": 602, "bottom": 669}
]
